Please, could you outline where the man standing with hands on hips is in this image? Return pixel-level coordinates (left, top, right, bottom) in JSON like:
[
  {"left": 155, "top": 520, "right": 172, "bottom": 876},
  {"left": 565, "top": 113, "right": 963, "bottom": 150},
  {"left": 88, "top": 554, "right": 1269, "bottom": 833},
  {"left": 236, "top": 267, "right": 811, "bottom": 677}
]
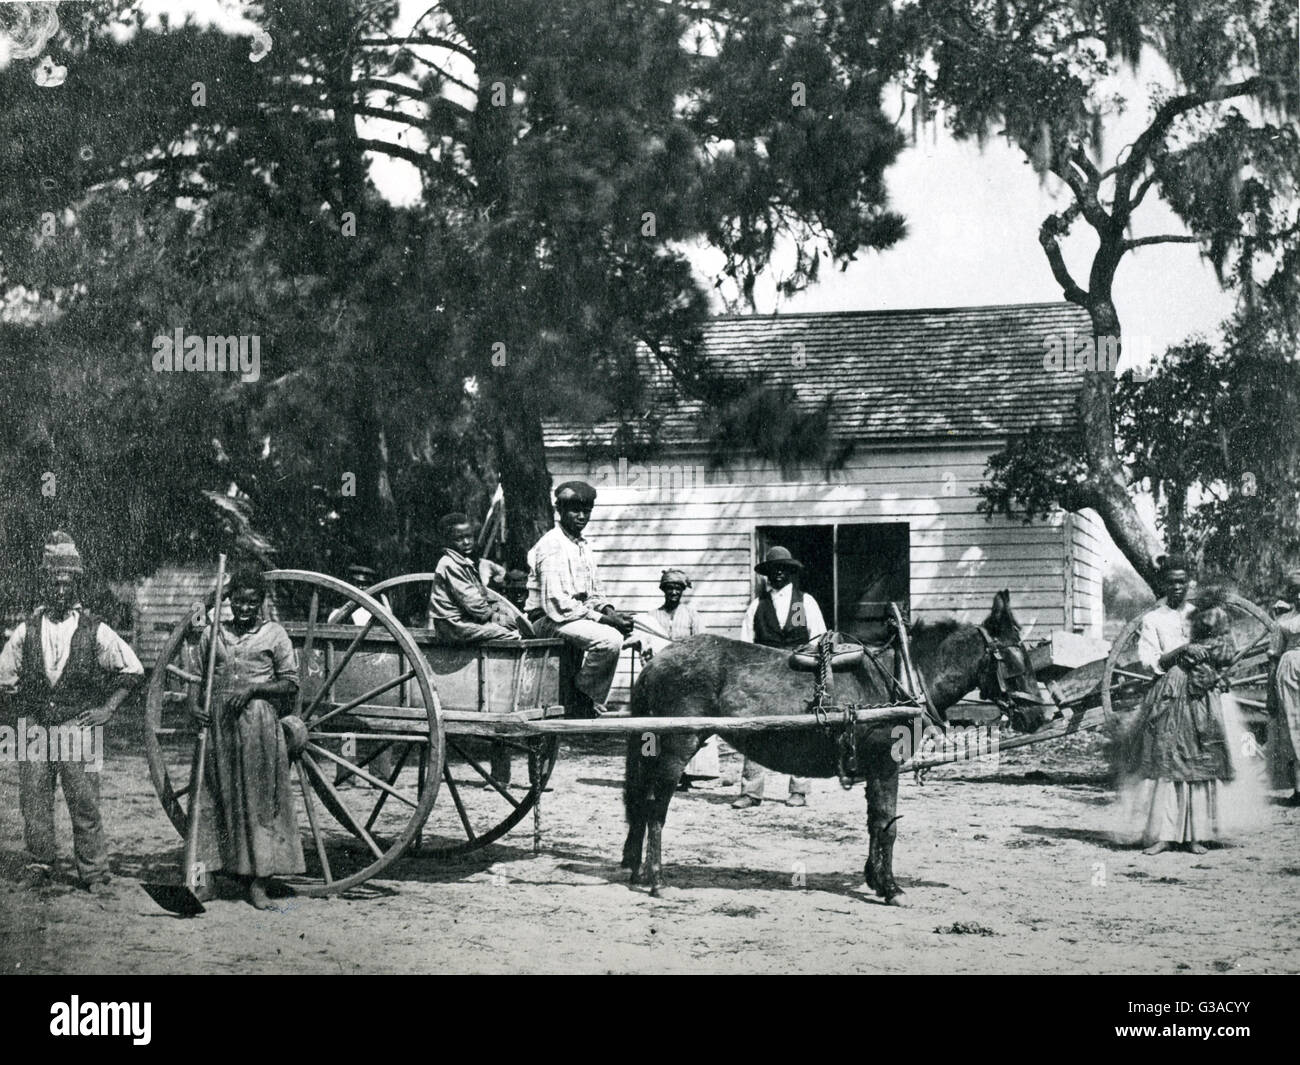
[
  {"left": 527, "top": 481, "right": 635, "bottom": 716},
  {"left": 0, "top": 532, "right": 144, "bottom": 893},
  {"left": 732, "top": 546, "right": 825, "bottom": 809}
]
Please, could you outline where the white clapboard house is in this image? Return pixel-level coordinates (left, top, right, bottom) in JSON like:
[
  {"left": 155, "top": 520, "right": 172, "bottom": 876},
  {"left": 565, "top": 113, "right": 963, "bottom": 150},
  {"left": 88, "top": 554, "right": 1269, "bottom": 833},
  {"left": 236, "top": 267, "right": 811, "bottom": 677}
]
[{"left": 543, "top": 302, "right": 1106, "bottom": 702}]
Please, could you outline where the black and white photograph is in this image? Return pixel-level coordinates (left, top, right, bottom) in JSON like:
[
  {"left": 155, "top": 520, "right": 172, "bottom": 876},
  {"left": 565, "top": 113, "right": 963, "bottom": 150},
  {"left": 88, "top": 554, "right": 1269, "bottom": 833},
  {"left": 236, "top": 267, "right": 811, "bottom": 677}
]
[{"left": 0, "top": 0, "right": 1296, "bottom": 999}]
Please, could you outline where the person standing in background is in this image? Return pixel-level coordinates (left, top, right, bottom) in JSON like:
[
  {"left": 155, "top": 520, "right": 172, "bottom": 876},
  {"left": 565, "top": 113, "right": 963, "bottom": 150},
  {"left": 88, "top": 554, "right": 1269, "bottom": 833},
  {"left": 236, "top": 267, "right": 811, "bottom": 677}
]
[
  {"left": 732, "top": 547, "right": 825, "bottom": 809},
  {"left": 1269, "top": 569, "right": 1300, "bottom": 806},
  {"left": 645, "top": 569, "right": 719, "bottom": 788}
]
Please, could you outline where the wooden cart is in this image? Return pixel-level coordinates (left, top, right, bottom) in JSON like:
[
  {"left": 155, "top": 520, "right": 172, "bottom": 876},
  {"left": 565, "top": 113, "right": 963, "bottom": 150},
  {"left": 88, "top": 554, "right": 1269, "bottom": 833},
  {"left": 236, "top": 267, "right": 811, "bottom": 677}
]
[{"left": 144, "top": 568, "right": 923, "bottom": 897}]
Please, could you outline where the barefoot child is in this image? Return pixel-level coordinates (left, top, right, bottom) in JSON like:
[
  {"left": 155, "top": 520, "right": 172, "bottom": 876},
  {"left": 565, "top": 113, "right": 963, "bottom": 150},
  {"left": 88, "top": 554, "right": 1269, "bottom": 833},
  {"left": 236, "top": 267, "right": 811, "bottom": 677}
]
[{"left": 1130, "top": 600, "right": 1237, "bottom": 855}]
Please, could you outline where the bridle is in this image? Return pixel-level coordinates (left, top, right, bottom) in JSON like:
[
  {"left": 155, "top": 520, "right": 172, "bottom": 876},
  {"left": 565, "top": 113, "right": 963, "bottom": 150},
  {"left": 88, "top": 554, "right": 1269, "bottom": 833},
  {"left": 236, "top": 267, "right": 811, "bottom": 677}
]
[{"left": 975, "top": 625, "right": 1045, "bottom": 712}]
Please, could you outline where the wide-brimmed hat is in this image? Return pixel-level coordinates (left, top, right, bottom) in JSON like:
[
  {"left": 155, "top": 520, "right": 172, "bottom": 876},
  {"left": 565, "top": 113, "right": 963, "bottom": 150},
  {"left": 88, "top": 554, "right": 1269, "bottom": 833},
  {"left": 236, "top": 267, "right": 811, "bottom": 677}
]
[{"left": 755, "top": 546, "right": 802, "bottom": 576}]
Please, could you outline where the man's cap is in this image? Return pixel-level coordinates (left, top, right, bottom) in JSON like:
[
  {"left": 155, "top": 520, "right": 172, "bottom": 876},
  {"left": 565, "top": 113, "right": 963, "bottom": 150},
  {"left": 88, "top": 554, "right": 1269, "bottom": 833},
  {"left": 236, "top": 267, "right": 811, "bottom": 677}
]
[
  {"left": 346, "top": 563, "right": 378, "bottom": 580},
  {"left": 503, "top": 568, "right": 531, "bottom": 588},
  {"left": 554, "top": 481, "right": 597, "bottom": 507},
  {"left": 755, "top": 546, "right": 803, "bottom": 576},
  {"left": 1157, "top": 553, "right": 1190, "bottom": 575},
  {"left": 1284, "top": 568, "right": 1300, "bottom": 593},
  {"left": 659, "top": 568, "right": 691, "bottom": 588},
  {"left": 43, "top": 531, "right": 84, "bottom": 575}
]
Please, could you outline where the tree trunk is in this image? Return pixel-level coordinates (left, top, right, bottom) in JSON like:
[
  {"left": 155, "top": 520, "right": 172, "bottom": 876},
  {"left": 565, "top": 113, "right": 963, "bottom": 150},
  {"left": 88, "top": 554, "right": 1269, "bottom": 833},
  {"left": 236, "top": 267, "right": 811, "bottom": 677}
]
[
  {"left": 495, "top": 406, "right": 555, "bottom": 568},
  {"left": 1075, "top": 300, "right": 1166, "bottom": 587}
]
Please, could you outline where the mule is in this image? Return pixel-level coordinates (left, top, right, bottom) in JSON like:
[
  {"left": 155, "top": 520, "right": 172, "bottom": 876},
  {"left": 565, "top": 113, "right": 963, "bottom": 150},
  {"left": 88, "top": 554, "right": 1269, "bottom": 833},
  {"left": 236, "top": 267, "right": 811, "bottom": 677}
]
[{"left": 621, "top": 590, "right": 1045, "bottom": 902}]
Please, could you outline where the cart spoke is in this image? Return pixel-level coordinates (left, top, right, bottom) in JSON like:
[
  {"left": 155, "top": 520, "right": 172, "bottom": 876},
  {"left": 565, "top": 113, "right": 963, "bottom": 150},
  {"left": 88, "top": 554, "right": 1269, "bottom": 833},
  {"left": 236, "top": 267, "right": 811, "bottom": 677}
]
[
  {"left": 305, "top": 743, "right": 417, "bottom": 808},
  {"left": 1230, "top": 671, "right": 1268, "bottom": 686},
  {"left": 442, "top": 764, "right": 477, "bottom": 842},
  {"left": 166, "top": 663, "right": 201, "bottom": 685},
  {"left": 1112, "top": 666, "right": 1151, "bottom": 682},
  {"left": 303, "top": 616, "right": 377, "bottom": 720},
  {"left": 302, "top": 753, "right": 385, "bottom": 859},
  {"left": 309, "top": 668, "right": 418, "bottom": 730},
  {"left": 294, "top": 590, "right": 320, "bottom": 717},
  {"left": 1227, "top": 632, "right": 1271, "bottom": 668},
  {"left": 364, "top": 745, "right": 414, "bottom": 832},
  {"left": 297, "top": 765, "right": 332, "bottom": 885},
  {"left": 448, "top": 738, "right": 521, "bottom": 808}
]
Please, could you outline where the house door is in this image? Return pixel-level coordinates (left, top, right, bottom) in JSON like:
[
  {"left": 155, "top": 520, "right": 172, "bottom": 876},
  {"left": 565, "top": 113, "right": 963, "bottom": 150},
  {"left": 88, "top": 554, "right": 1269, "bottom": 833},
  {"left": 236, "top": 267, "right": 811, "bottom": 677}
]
[{"left": 836, "top": 523, "right": 910, "bottom": 642}]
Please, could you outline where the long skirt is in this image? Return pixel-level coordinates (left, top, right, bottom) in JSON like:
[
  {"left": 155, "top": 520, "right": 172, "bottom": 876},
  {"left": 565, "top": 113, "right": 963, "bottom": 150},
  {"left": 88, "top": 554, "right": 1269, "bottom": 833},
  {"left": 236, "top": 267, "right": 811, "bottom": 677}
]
[
  {"left": 194, "top": 697, "right": 305, "bottom": 877},
  {"left": 1140, "top": 779, "right": 1219, "bottom": 845},
  {"left": 683, "top": 735, "right": 720, "bottom": 779}
]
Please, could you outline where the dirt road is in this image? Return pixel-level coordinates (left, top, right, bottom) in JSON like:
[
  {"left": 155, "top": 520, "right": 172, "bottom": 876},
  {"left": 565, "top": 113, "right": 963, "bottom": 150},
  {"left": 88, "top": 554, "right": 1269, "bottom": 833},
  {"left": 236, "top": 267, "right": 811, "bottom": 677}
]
[{"left": 2, "top": 731, "right": 1297, "bottom": 974}]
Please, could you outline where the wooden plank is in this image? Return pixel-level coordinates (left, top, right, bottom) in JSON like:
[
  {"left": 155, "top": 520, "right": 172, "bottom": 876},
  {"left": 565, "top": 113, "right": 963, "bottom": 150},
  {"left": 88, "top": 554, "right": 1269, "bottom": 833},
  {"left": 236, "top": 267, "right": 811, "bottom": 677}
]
[
  {"left": 443, "top": 706, "right": 922, "bottom": 738},
  {"left": 902, "top": 705, "right": 1108, "bottom": 770}
]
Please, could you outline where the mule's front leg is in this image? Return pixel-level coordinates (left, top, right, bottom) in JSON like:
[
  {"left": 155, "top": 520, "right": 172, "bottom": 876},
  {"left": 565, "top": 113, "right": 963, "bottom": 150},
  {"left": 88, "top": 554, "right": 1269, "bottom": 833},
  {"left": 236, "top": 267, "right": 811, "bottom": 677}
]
[
  {"left": 864, "top": 763, "right": 904, "bottom": 905},
  {"left": 622, "top": 821, "right": 646, "bottom": 877}
]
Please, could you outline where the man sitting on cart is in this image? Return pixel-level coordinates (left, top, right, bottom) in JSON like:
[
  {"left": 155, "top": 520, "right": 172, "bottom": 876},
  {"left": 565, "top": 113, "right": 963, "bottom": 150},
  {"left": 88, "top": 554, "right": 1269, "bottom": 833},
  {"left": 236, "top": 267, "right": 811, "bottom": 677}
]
[
  {"left": 526, "top": 481, "right": 635, "bottom": 716},
  {"left": 427, "top": 513, "right": 521, "bottom": 644}
]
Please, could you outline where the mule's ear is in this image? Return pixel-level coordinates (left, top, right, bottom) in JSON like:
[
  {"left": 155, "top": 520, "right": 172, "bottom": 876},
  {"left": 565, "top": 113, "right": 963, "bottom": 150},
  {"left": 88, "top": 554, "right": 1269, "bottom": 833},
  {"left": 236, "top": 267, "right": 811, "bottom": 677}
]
[{"left": 990, "top": 590, "right": 1009, "bottom": 616}]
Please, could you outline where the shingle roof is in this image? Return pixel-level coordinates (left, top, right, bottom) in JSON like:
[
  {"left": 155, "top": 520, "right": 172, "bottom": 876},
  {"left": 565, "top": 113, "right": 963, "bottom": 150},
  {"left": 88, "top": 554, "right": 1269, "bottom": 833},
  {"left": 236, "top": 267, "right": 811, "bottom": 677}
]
[{"left": 543, "top": 302, "right": 1092, "bottom": 450}]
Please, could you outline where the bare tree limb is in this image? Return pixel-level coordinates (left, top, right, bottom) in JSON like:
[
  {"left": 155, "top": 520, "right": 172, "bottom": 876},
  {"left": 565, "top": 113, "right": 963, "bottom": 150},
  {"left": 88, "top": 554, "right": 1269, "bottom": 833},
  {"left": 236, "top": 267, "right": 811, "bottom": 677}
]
[
  {"left": 359, "top": 35, "right": 477, "bottom": 63},
  {"left": 1123, "top": 234, "right": 1202, "bottom": 250},
  {"left": 1038, "top": 219, "right": 1089, "bottom": 306}
]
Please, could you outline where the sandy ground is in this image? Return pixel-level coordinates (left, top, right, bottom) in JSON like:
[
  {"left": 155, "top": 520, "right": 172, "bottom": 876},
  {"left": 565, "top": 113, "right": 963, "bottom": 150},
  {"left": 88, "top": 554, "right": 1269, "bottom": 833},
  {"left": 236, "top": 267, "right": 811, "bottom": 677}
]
[{"left": 2, "top": 727, "right": 1298, "bottom": 975}]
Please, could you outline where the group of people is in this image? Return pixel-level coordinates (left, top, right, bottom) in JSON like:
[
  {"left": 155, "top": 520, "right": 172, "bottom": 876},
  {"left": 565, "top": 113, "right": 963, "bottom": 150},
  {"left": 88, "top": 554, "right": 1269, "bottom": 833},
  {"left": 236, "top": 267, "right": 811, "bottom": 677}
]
[
  {"left": 11, "top": 497, "right": 1300, "bottom": 907},
  {"left": 1128, "top": 553, "right": 1300, "bottom": 856}
]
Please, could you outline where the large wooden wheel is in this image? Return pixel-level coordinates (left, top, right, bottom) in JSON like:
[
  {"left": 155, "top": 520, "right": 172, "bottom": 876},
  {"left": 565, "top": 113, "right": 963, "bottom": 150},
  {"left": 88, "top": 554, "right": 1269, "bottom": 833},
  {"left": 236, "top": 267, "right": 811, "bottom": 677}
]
[
  {"left": 330, "top": 572, "right": 559, "bottom": 858},
  {"left": 144, "top": 570, "right": 444, "bottom": 896},
  {"left": 1102, "top": 592, "right": 1277, "bottom": 730}
]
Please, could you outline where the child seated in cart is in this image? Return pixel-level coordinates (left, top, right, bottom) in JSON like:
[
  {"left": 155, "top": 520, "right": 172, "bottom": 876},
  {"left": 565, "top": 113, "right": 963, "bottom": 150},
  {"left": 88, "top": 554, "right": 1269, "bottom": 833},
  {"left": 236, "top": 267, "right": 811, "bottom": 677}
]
[
  {"left": 1128, "top": 598, "right": 1237, "bottom": 855},
  {"left": 427, "top": 513, "right": 522, "bottom": 644}
]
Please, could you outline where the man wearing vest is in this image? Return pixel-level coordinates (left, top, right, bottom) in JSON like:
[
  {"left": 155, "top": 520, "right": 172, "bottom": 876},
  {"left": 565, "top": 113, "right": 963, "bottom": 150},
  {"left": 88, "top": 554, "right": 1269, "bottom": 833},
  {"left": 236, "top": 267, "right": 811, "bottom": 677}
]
[
  {"left": 0, "top": 533, "right": 143, "bottom": 893},
  {"left": 732, "top": 546, "right": 826, "bottom": 809}
]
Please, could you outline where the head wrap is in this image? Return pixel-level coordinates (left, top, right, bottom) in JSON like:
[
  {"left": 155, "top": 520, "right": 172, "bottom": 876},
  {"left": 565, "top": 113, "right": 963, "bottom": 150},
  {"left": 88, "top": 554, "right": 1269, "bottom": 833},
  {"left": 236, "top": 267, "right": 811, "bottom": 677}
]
[
  {"left": 42, "top": 531, "right": 84, "bottom": 575},
  {"left": 554, "top": 481, "right": 597, "bottom": 507},
  {"left": 659, "top": 568, "right": 691, "bottom": 588}
]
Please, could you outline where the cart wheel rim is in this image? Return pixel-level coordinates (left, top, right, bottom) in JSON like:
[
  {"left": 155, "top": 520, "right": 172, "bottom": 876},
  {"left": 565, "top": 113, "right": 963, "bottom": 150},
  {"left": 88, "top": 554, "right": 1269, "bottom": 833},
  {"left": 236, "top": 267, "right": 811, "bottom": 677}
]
[
  {"left": 143, "top": 569, "right": 444, "bottom": 897},
  {"left": 1101, "top": 591, "right": 1278, "bottom": 722}
]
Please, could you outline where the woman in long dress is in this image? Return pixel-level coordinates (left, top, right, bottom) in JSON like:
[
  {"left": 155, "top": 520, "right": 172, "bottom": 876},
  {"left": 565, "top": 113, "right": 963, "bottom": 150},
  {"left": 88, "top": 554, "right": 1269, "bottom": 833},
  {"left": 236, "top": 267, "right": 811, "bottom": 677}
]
[
  {"left": 1130, "top": 602, "right": 1237, "bottom": 855},
  {"left": 190, "top": 567, "right": 304, "bottom": 908}
]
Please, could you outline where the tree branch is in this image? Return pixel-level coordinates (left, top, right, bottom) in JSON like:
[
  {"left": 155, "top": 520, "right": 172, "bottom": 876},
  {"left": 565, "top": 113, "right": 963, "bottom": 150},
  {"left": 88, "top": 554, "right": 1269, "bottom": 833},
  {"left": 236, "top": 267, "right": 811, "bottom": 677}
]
[
  {"left": 1122, "top": 234, "right": 1202, "bottom": 250},
  {"left": 1037, "top": 207, "right": 1089, "bottom": 306},
  {"left": 355, "top": 137, "right": 433, "bottom": 169},
  {"left": 358, "top": 35, "right": 477, "bottom": 63},
  {"left": 1116, "top": 76, "right": 1269, "bottom": 193}
]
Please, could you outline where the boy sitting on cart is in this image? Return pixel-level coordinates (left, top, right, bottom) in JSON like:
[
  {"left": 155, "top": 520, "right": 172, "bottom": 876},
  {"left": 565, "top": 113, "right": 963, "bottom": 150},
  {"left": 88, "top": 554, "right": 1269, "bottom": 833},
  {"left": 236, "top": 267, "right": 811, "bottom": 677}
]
[{"left": 427, "top": 513, "right": 522, "bottom": 644}]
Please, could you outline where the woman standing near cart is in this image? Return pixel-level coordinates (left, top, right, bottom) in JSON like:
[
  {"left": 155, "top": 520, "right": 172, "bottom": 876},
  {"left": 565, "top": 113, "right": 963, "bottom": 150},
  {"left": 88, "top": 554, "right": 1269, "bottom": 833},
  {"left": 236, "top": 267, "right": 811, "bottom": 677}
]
[
  {"left": 189, "top": 566, "right": 304, "bottom": 908},
  {"left": 1129, "top": 596, "right": 1237, "bottom": 855}
]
